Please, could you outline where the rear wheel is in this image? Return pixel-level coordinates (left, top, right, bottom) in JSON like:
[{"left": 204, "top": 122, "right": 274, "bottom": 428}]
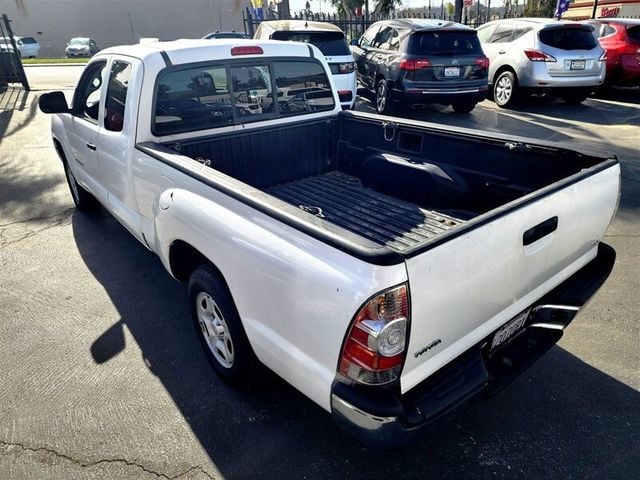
[
  {"left": 493, "top": 71, "right": 518, "bottom": 108},
  {"left": 62, "top": 161, "right": 100, "bottom": 212},
  {"left": 188, "top": 265, "right": 262, "bottom": 386},
  {"left": 375, "top": 79, "right": 395, "bottom": 115},
  {"left": 451, "top": 101, "right": 477, "bottom": 114}
]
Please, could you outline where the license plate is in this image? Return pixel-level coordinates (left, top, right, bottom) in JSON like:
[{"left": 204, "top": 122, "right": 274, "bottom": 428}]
[
  {"left": 444, "top": 66, "right": 461, "bottom": 77},
  {"left": 490, "top": 310, "right": 529, "bottom": 352},
  {"left": 570, "top": 60, "right": 586, "bottom": 70}
]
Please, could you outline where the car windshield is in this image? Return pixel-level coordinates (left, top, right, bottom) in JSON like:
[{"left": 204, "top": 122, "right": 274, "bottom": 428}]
[
  {"left": 539, "top": 27, "right": 597, "bottom": 50},
  {"left": 408, "top": 31, "right": 483, "bottom": 55},
  {"left": 20, "top": 37, "right": 37, "bottom": 44},
  {"left": 627, "top": 25, "right": 640, "bottom": 41},
  {"left": 270, "top": 31, "right": 350, "bottom": 56},
  {"left": 70, "top": 38, "right": 89, "bottom": 46}
]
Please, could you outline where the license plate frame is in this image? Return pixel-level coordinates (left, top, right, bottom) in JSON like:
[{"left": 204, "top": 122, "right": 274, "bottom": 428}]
[
  {"left": 570, "top": 60, "right": 586, "bottom": 70},
  {"left": 490, "top": 309, "right": 530, "bottom": 353},
  {"left": 444, "top": 66, "right": 461, "bottom": 77}
]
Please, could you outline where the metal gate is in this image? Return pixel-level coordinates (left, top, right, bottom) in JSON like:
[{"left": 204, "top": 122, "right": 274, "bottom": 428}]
[{"left": 0, "top": 13, "right": 30, "bottom": 91}]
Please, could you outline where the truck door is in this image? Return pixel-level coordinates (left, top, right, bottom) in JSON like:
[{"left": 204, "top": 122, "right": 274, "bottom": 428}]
[
  {"left": 66, "top": 60, "right": 108, "bottom": 203},
  {"left": 98, "top": 56, "right": 145, "bottom": 244}
]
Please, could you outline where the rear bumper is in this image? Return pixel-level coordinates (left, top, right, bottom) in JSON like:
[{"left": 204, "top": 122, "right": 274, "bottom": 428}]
[
  {"left": 392, "top": 86, "right": 489, "bottom": 106},
  {"left": 331, "top": 242, "right": 616, "bottom": 446}
]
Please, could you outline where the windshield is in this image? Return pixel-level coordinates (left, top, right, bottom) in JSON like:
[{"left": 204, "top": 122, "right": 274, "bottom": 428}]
[
  {"left": 69, "top": 38, "right": 89, "bottom": 46},
  {"left": 539, "top": 27, "right": 597, "bottom": 50},
  {"left": 408, "top": 31, "right": 483, "bottom": 55},
  {"left": 271, "top": 31, "right": 350, "bottom": 56}
]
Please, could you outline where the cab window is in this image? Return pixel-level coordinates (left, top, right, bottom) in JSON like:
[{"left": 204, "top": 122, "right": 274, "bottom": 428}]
[
  {"left": 104, "top": 60, "right": 132, "bottom": 132},
  {"left": 73, "top": 60, "right": 107, "bottom": 123}
]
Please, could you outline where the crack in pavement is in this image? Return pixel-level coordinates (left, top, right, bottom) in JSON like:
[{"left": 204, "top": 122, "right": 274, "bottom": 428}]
[
  {"left": 0, "top": 440, "right": 217, "bottom": 480},
  {"left": 0, "top": 208, "right": 75, "bottom": 249}
]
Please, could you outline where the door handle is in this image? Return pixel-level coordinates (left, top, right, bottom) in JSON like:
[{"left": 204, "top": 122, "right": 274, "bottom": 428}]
[
  {"left": 498, "top": 50, "right": 506, "bottom": 54},
  {"left": 86, "top": 142, "right": 96, "bottom": 151},
  {"left": 523, "top": 216, "right": 558, "bottom": 246}
]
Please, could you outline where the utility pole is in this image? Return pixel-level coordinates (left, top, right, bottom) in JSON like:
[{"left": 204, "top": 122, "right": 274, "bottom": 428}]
[{"left": 591, "top": 0, "right": 599, "bottom": 18}]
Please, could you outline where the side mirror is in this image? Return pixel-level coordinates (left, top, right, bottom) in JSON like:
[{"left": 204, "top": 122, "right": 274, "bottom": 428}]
[
  {"left": 350, "top": 38, "right": 359, "bottom": 46},
  {"left": 39, "top": 91, "right": 70, "bottom": 114}
]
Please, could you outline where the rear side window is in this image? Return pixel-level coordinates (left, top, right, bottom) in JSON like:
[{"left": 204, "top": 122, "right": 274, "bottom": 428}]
[
  {"left": 628, "top": 25, "right": 640, "bottom": 41},
  {"left": 489, "top": 23, "right": 515, "bottom": 43},
  {"left": 153, "top": 59, "right": 334, "bottom": 135},
  {"left": 271, "top": 31, "right": 350, "bottom": 55},
  {"left": 539, "top": 27, "right": 597, "bottom": 50},
  {"left": 408, "top": 31, "right": 483, "bottom": 55},
  {"left": 105, "top": 60, "right": 132, "bottom": 132}
]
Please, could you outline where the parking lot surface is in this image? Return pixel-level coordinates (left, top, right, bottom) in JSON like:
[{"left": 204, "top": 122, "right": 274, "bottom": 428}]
[{"left": 0, "top": 66, "right": 638, "bottom": 479}]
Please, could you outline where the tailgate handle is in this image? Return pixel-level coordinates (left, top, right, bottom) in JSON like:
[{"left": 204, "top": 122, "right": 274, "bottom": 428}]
[{"left": 523, "top": 216, "right": 558, "bottom": 246}]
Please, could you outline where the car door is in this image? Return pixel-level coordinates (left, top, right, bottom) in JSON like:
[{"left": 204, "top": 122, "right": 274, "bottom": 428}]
[
  {"left": 99, "top": 56, "right": 145, "bottom": 243},
  {"left": 481, "top": 22, "right": 516, "bottom": 82},
  {"left": 368, "top": 26, "right": 395, "bottom": 85},
  {"left": 352, "top": 23, "right": 382, "bottom": 89},
  {"left": 66, "top": 59, "right": 108, "bottom": 203}
]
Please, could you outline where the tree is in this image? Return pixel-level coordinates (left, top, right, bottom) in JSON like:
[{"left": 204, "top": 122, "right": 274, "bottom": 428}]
[
  {"left": 329, "top": 0, "right": 363, "bottom": 16},
  {"left": 373, "top": 0, "right": 402, "bottom": 14},
  {"left": 524, "top": 0, "right": 555, "bottom": 17},
  {"left": 445, "top": 1, "right": 455, "bottom": 16}
]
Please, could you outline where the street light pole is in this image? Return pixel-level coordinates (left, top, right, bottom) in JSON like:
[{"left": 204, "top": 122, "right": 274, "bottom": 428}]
[{"left": 591, "top": 0, "right": 599, "bottom": 18}]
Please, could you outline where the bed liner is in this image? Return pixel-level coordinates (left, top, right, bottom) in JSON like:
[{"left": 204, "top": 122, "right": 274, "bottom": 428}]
[{"left": 268, "top": 171, "right": 464, "bottom": 252}]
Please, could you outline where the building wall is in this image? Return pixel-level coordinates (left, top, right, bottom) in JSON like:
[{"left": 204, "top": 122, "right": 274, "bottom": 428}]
[{"left": 2, "top": 0, "right": 245, "bottom": 57}]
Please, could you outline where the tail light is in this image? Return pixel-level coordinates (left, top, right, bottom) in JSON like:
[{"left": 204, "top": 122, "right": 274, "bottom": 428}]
[
  {"left": 524, "top": 49, "right": 557, "bottom": 62},
  {"left": 231, "top": 46, "right": 263, "bottom": 56},
  {"left": 474, "top": 56, "right": 490, "bottom": 69},
  {"left": 336, "top": 62, "right": 355, "bottom": 74},
  {"left": 339, "top": 284, "right": 409, "bottom": 385},
  {"left": 400, "top": 58, "right": 432, "bottom": 71}
]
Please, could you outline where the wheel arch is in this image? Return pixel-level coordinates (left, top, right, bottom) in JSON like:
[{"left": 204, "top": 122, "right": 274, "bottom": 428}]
[
  {"left": 169, "top": 239, "right": 227, "bottom": 287},
  {"left": 493, "top": 65, "right": 518, "bottom": 86}
]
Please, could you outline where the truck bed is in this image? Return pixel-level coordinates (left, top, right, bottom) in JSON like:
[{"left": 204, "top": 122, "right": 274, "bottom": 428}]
[{"left": 268, "top": 171, "right": 463, "bottom": 253}]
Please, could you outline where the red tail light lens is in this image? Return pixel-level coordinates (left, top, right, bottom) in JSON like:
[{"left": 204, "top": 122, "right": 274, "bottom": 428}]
[
  {"left": 524, "top": 49, "right": 557, "bottom": 62},
  {"left": 339, "top": 284, "right": 409, "bottom": 385},
  {"left": 474, "top": 56, "right": 490, "bottom": 69},
  {"left": 400, "top": 58, "right": 432, "bottom": 71},
  {"left": 230, "top": 46, "right": 264, "bottom": 56}
]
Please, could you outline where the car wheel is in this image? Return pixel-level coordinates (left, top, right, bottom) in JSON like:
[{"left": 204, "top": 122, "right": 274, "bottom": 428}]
[
  {"left": 493, "top": 71, "right": 518, "bottom": 108},
  {"left": 561, "top": 93, "right": 588, "bottom": 104},
  {"left": 188, "top": 265, "right": 262, "bottom": 386},
  {"left": 375, "top": 79, "right": 394, "bottom": 115},
  {"left": 452, "top": 101, "right": 477, "bottom": 114},
  {"left": 62, "top": 161, "right": 100, "bottom": 212}
]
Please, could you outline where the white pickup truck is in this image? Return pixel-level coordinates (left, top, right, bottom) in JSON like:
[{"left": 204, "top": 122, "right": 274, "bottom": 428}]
[{"left": 39, "top": 39, "right": 619, "bottom": 445}]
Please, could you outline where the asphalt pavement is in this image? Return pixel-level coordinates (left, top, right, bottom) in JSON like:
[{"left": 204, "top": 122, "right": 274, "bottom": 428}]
[{"left": 0, "top": 66, "right": 638, "bottom": 479}]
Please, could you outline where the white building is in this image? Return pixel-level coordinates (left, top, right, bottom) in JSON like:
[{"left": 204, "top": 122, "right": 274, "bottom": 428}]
[{"left": 2, "top": 0, "right": 245, "bottom": 57}]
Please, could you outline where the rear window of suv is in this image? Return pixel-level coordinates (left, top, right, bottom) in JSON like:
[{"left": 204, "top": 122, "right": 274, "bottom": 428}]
[
  {"left": 270, "top": 31, "right": 350, "bottom": 56},
  {"left": 627, "top": 25, "right": 640, "bottom": 41},
  {"left": 408, "top": 31, "right": 483, "bottom": 55},
  {"left": 539, "top": 26, "right": 597, "bottom": 50}
]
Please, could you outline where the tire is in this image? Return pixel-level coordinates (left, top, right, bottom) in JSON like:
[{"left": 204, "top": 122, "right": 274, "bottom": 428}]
[
  {"left": 62, "top": 160, "right": 100, "bottom": 212},
  {"left": 493, "top": 71, "right": 518, "bottom": 108},
  {"left": 451, "top": 101, "right": 477, "bottom": 114},
  {"left": 188, "top": 265, "right": 262, "bottom": 386},
  {"left": 561, "top": 93, "right": 588, "bottom": 105},
  {"left": 375, "top": 78, "right": 395, "bottom": 115}
]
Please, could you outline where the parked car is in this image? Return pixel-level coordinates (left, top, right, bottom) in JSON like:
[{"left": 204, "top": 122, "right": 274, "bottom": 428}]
[
  {"left": 65, "top": 37, "right": 99, "bottom": 57},
  {"left": 254, "top": 20, "right": 357, "bottom": 109},
  {"left": 477, "top": 18, "right": 606, "bottom": 107},
  {"left": 583, "top": 19, "right": 640, "bottom": 87},
  {"left": 351, "top": 19, "right": 489, "bottom": 114},
  {"left": 0, "top": 37, "right": 19, "bottom": 56},
  {"left": 203, "top": 31, "right": 248, "bottom": 39},
  {"left": 16, "top": 36, "right": 40, "bottom": 58}
]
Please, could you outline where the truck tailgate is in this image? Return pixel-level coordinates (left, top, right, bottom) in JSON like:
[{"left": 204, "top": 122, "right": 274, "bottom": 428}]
[{"left": 401, "top": 163, "right": 620, "bottom": 393}]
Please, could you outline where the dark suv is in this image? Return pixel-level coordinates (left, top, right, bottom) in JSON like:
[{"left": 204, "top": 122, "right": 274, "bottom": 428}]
[{"left": 351, "top": 19, "right": 489, "bottom": 114}]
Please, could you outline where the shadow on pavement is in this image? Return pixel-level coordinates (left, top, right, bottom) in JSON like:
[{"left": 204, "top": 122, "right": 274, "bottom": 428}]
[{"left": 73, "top": 210, "right": 640, "bottom": 479}]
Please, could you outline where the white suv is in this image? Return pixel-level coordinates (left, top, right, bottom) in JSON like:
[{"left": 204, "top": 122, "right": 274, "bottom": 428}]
[
  {"left": 477, "top": 19, "right": 606, "bottom": 107},
  {"left": 254, "top": 20, "right": 357, "bottom": 109}
]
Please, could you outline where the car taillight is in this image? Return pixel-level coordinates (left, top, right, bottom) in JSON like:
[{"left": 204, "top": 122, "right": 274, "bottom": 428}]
[
  {"left": 230, "top": 46, "right": 263, "bottom": 55},
  {"left": 474, "top": 56, "right": 490, "bottom": 69},
  {"left": 524, "top": 49, "right": 557, "bottom": 62},
  {"left": 400, "top": 58, "right": 432, "bottom": 71},
  {"left": 339, "top": 284, "right": 409, "bottom": 385},
  {"left": 337, "top": 62, "right": 355, "bottom": 74}
]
